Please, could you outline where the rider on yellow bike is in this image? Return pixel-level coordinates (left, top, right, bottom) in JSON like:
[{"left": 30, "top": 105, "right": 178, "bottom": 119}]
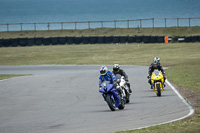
[{"left": 148, "top": 57, "right": 166, "bottom": 88}]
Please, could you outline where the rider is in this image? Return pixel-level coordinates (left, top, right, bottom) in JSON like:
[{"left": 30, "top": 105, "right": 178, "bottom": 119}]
[
  {"left": 112, "top": 64, "right": 132, "bottom": 93},
  {"left": 148, "top": 57, "right": 166, "bottom": 87},
  {"left": 99, "top": 65, "right": 120, "bottom": 93}
]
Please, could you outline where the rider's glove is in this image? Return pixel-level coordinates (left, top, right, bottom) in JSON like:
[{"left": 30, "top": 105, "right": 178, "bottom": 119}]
[
  {"left": 99, "top": 86, "right": 102, "bottom": 92},
  {"left": 163, "top": 72, "right": 166, "bottom": 77}
]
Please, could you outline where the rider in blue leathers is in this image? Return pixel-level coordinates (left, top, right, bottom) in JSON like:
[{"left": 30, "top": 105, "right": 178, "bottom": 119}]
[{"left": 99, "top": 66, "right": 122, "bottom": 105}]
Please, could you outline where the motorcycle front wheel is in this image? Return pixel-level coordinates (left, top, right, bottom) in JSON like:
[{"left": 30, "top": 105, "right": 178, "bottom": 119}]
[
  {"left": 118, "top": 98, "right": 125, "bottom": 110},
  {"left": 156, "top": 84, "right": 161, "bottom": 97},
  {"left": 106, "top": 95, "right": 116, "bottom": 111}
]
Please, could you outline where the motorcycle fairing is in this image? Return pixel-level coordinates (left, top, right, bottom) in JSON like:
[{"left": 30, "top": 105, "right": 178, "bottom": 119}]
[
  {"left": 99, "top": 83, "right": 121, "bottom": 107},
  {"left": 110, "top": 89, "right": 120, "bottom": 107}
]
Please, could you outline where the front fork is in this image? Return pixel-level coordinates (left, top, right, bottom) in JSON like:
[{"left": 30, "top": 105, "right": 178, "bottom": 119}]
[
  {"left": 101, "top": 93, "right": 106, "bottom": 101},
  {"left": 151, "top": 80, "right": 165, "bottom": 89},
  {"left": 153, "top": 83, "right": 164, "bottom": 91},
  {"left": 101, "top": 90, "right": 121, "bottom": 107}
]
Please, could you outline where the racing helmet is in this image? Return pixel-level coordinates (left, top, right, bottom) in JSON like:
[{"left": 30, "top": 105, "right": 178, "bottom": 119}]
[
  {"left": 153, "top": 57, "right": 160, "bottom": 67},
  {"left": 100, "top": 66, "right": 108, "bottom": 75},
  {"left": 154, "top": 57, "right": 160, "bottom": 63},
  {"left": 113, "top": 64, "right": 120, "bottom": 72}
]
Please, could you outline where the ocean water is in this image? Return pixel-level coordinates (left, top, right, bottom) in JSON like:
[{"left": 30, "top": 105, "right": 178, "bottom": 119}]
[{"left": 0, "top": 0, "right": 200, "bottom": 31}]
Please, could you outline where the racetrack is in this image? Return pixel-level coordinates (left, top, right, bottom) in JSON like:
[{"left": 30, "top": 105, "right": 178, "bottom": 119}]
[{"left": 0, "top": 65, "right": 193, "bottom": 133}]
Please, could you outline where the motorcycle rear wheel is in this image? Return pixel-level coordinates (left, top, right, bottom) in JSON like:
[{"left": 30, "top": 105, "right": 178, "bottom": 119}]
[
  {"left": 125, "top": 90, "right": 130, "bottom": 103},
  {"left": 126, "top": 95, "right": 130, "bottom": 103}
]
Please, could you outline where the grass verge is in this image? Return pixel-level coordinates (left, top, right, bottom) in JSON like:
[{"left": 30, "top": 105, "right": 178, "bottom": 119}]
[
  {"left": 0, "top": 74, "right": 29, "bottom": 80},
  {"left": 116, "top": 114, "right": 200, "bottom": 133},
  {"left": 0, "top": 43, "right": 199, "bottom": 133}
]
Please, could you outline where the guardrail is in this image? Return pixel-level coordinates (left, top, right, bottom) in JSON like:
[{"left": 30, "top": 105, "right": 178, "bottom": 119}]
[
  {"left": 0, "top": 35, "right": 200, "bottom": 47},
  {"left": 0, "top": 18, "right": 200, "bottom": 32}
]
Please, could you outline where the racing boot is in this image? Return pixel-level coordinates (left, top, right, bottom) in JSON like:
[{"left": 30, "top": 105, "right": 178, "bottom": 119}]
[
  {"left": 127, "top": 82, "right": 132, "bottom": 93},
  {"left": 151, "top": 85, "right": 153, "bottom": 89},
  {"left": 148, "top": 79, "right": 153, "bottom": 89},
  {"left": 116, "top": 86, "right": 124, "bottom": 100},
  {"left": 129, "top": 88, "right": 132, "bottom": 93},
  {"left": 164, "top": 77, "right": 166, "bottom": 87}
]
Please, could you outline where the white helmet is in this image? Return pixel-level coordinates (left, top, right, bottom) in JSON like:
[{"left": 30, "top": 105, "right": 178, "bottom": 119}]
[
  {"left": 154, "top": 57, "right": 160, "bottom": 63},
  {"left": 100, "top": 66, "right": 108, "bottom": 75}
]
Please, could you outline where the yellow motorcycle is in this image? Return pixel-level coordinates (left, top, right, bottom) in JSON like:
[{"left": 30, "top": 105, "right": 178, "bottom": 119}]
[{"left": 148, "top": 70, "right": 165, "bottom": 97}]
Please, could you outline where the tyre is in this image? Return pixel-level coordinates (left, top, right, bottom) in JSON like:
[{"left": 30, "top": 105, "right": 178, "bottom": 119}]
[
  {"left": 156, "top": 84, "right": 161, "bottom": 97},
  {"left": 118, "top": 98, "right": 125, "bottom": 110},
  {"left": 126, "top": 93, "right": 130, "bottom": 103},
  {"left": 106, "top": 95, "right": 116, "bottom": 111}
]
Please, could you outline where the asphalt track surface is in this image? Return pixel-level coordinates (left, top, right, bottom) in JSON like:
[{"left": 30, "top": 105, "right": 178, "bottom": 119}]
[{"left": 0, "top": 65, "right": 193, "bottom": 133}]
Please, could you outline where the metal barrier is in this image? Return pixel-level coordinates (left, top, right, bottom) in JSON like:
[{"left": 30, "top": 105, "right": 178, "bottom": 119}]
[{"left": 0, "top": 18, "right": 200, "bottom": 32}]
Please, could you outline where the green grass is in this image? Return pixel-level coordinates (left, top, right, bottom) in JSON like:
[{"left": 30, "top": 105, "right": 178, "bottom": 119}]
[
  {"left": 166, "top": 64, "right": 200, "bottom": 94},
  {"left": 0, "top": 27, "right": 200, "bottom": 39},
  {"left": 0, "top": 43, "right": 199, "bottom": 66},
  {"left": 0, "top": 74, "right": 29, "bottom": 80},
  {"left": 116, "top": 114, "right": 200, "bottom": 133}
]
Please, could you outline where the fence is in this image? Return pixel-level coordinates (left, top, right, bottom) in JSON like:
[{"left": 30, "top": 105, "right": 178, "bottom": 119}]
[{"left": 0, "top": 18, "right": 200, "bottom": 32}]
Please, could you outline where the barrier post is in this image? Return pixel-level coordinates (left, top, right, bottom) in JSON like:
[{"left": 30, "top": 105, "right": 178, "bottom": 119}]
[
  {"left": 34, "top": 23, "right": 36, "bottom": 31},
  {"left": 165, "top": 36, "right": 168, "bottom": 43},
  {"left": 47, "top": 23, "right": 50, "bottom": 31},
  {"left": 177, "top": 18, "right": 179, "bottom": 28},
  {"left": 88, "top": 21, "right": 90, "bottom": 29},
  {"left": 75, "top": 22, "right": 77, "bottom": 30},
  {"left": 61, "top": 22, "right": 63, "bottom": 31},
  {"left": 114, "top": 20, "right": 116, "bottom": 29},
  {"left": 7, "top": 24, "right": 9, "bottom": 32},
  {"left": 20, "top": 23, "right": 23, "bottom": 32},
  {"left": 152, "top": 18, "right": 154, "bottom": 28},
  {"left": 189, "top": 18, "right": 191, "bottom": 27},
  {"left": 127, "top": 20, "right": 130, "bottom": 29},
  {"left": 101, "top": 21, "right": 103, "bottom": 28}
]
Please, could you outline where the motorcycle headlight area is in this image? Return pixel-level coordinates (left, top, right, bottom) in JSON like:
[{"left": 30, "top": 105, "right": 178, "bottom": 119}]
[{"left": 154, "top": 80, "right": 162, "bottom": 83}]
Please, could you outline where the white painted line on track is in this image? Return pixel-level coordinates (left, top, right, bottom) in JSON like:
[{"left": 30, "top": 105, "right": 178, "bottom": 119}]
[
  {"left": 0, "top": 79, "right": 8, "bottom": 82},
  {"left": 166, "top": 79, "right": 194, "bottom": 119},
  {"left": 132, "top": 79, "right": 194, "bottom": 131}
]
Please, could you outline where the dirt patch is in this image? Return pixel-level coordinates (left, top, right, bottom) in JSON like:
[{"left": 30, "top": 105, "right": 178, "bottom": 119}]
[
  {"left": 165, "top": 67, "right": 200, "bottom": 114},
  {"left": 175, "top": 86, "right": 200, "bottom": 114}
]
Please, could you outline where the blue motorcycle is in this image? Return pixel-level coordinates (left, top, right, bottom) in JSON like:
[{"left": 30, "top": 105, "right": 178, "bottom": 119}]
[{"left": 99, "top": 81, "right": 125, "bottom": 111}]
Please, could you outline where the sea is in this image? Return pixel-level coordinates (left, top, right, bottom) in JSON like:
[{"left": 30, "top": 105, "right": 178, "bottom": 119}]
[{"left": 0, "top": 0, "right": 200, "bottom": 31}]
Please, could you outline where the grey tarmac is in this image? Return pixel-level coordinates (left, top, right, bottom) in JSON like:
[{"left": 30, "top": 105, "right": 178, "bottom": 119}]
[{"left": 0, "top": 65, "right": 191, "bottom": 133}]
